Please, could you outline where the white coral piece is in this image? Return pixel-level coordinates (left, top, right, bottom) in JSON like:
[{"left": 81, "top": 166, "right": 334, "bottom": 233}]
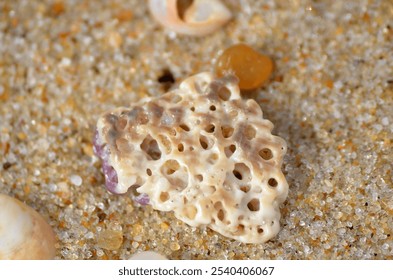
[{"left": 96, "top": 72, "right": 288, "bottom": 243}]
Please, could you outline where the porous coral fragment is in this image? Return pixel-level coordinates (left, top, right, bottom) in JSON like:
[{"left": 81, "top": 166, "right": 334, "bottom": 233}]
[
  {"left": 215, "top": 44, "right": 274, "bottom": 90},
  {"left": 95, "top": 72, "right": 288, "bottom": 243}
]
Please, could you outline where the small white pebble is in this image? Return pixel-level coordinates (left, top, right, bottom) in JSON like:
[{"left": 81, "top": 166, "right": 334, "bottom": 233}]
[
  {"left": 97, "top": 202, "right": 105, "bottom": 210},
  {"left": 381, "top": 117, "right": 389, "bottom": 126},
  {"left": 355, "top": 208, "right": 363, "bottom": 215},
  {"left": 85, "top": 232, "right": 94, "bottom": 239},
  {"left": 48, "top": 151, "right": 56, "bottom": 161},
  {"left": 70, "top": 175, "right": 82, "bottom": 186},
  {"left": 96, "top": 249, "right": 104, "bottom": 257},
  {"left": 334, "top": 80, "right": 343, "bottom": 89},
  {"left": 60, "top": 57, "right": 71, "bottom": 67},
  {"left": 48, "top": 183, "right": 57, "bottom": 192}
]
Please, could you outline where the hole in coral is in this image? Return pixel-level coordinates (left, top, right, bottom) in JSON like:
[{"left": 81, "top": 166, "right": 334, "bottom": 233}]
[
  {"left": 190, "top": 106, "right": 195, "bottom": 112},
  {"left": 224, "top": 144, "right": 236, "bottom": 158},
  {"left": 247, "top": 199, "right": 260, "bottom": 211},
  {"left": 240, "top": 185, "right": 250, "bottom": 193},
  {"left": 161, "top": 160, "right": 188, "bottom": 190},
  {"left": 195, "top": 174, "right": 203, "bottom": 182},
  {"left": 257, "top": 227, "right": 264, "bottom": 234},
  {"left": 116, "top": 116, "right": 128, "bottom": 130},
  {"left": 183, "top": 196, "right": 188, "bottom": 204},
  {"left": 208, "top": 185, "right": 216, "bottom": 194},
  {"left": 199, "top": 135, "right": 213, "bottom": 150},
  {"left": 162, "top": 160, "right": 180, "bottom": 175},
  {"left": 207, "top": 153, "right": 219, "bottom": 164},
  {"left": 238, "top": 215, "right": 244, "bottom": 221},
  {"left": 178, "top": 143, "right": 184, "bottom": 152},
  {"left": 235, "top": 224, "right": 245, "bottom": 235},
  {"left": 259, "top": 148, "right": 273, "bottom": 160},
  {"left": 233, "top": 163, "right": 251, "bottom": 182},
  {"left": 204, "top": 124, "right": 215, "bottom": 133},
  {"left": 218, "top": 86, "right": 231, "bottom": 101},
  {"left": 189, "top": 146, "right": 194, "bottom": 151},
  {"left": 140, "top": 135, "right": 161, "bottom": 160},
  {"left": 184, "top": 205, "right": 197, "bottom": 220},
  {"left": 200, "top": 139, "right": 207, "bottom": 149},
  {"left": 221, "top": 125, "right": 234, "bottom": 138},
  {"left": 158, "top": 134, "right": 172, "bottom": 154},
  {"left": 160, "top": 192, "right": 169, "bottom": 202},
  {"left": 244, "top": 125, "right": 256, "bottom": 140},
  {"left": 116, "top": 138, "right": 133, "bottom": 153},
  {"left": 214, "top": 201, "right": 223, "bottom": 210},
  {"left": 233, "top": 170, "right": 242, "bottom": 180},
  {"left": 217, "top": 209, "right": 225, "bottom": 221},
  {"left": 268, "top": 178, "right": 278, "bottom": 187},
  {"left": 146, "top": 169, "right": 152, "bottom": 176},
  {"left": 209, "top": 105, "right": 216, "bottom": 111},
  {"left": 127, "top": 107, "right": 149, "bottom": 125},
  {"left": 179, "top": 123, "right": 190, "bottom": 132},
  {"left": 132, "top": 106, "right": 149, "bottom": 124}
]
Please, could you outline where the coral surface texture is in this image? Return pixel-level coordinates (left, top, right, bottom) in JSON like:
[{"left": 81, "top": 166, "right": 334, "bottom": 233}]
[{"left": 0, "top": 0, "right": 392, "bottom": 259}]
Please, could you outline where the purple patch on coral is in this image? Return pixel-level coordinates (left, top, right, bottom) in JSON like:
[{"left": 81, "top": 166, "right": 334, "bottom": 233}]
[
  {"left": 93, "top": 130, "right": 105, "bottom": 159},
  {"left": 93, "top": 130, "right": 150, "bottom": 205},
  {"left": 93, "top": 130, "right": 119, "bottom": 194},
  {"left": 134, "top": 193, "right": 150, "bottom": 205}
]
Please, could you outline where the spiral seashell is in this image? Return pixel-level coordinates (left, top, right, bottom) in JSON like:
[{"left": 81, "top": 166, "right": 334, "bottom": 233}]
[
  {"left": 0, "top": 194, "right": 56, "bottom": 260},
  {"left": 149, "top": 0, "right": 232, "bottom": 36}
]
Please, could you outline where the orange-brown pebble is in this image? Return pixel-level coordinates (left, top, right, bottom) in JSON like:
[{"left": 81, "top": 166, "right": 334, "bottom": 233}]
[
  {"left": 115, "top": 10, "right": 133, "bottom": 22},
  {"left": 215, "top": 44, "right": 273, "bottom": 90},
  {"left": 51, "top": 1, "right": 65, "bottom": 16}
]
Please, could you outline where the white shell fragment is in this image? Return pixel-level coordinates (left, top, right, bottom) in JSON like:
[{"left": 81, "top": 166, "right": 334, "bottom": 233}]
[
  {"left": 149, "top": 0, "right": 232, "bottom": 36},
  {"left": 0, "top": 194, "right": 56, "bottom": 260},
  {"left": 129, "top": 251, "right": 168, "bottom": 260},
  {"left": 96, "top": 72, "right": 288, "bottom": 243}
]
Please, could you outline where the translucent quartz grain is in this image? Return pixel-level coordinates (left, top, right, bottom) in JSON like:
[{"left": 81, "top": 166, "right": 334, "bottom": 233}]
[
  {"left": 97, "top": 228, "right": 123, "bottom": 251},
  {"left": 215, "top": 44, "right": 273, "bottom": 90}
]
